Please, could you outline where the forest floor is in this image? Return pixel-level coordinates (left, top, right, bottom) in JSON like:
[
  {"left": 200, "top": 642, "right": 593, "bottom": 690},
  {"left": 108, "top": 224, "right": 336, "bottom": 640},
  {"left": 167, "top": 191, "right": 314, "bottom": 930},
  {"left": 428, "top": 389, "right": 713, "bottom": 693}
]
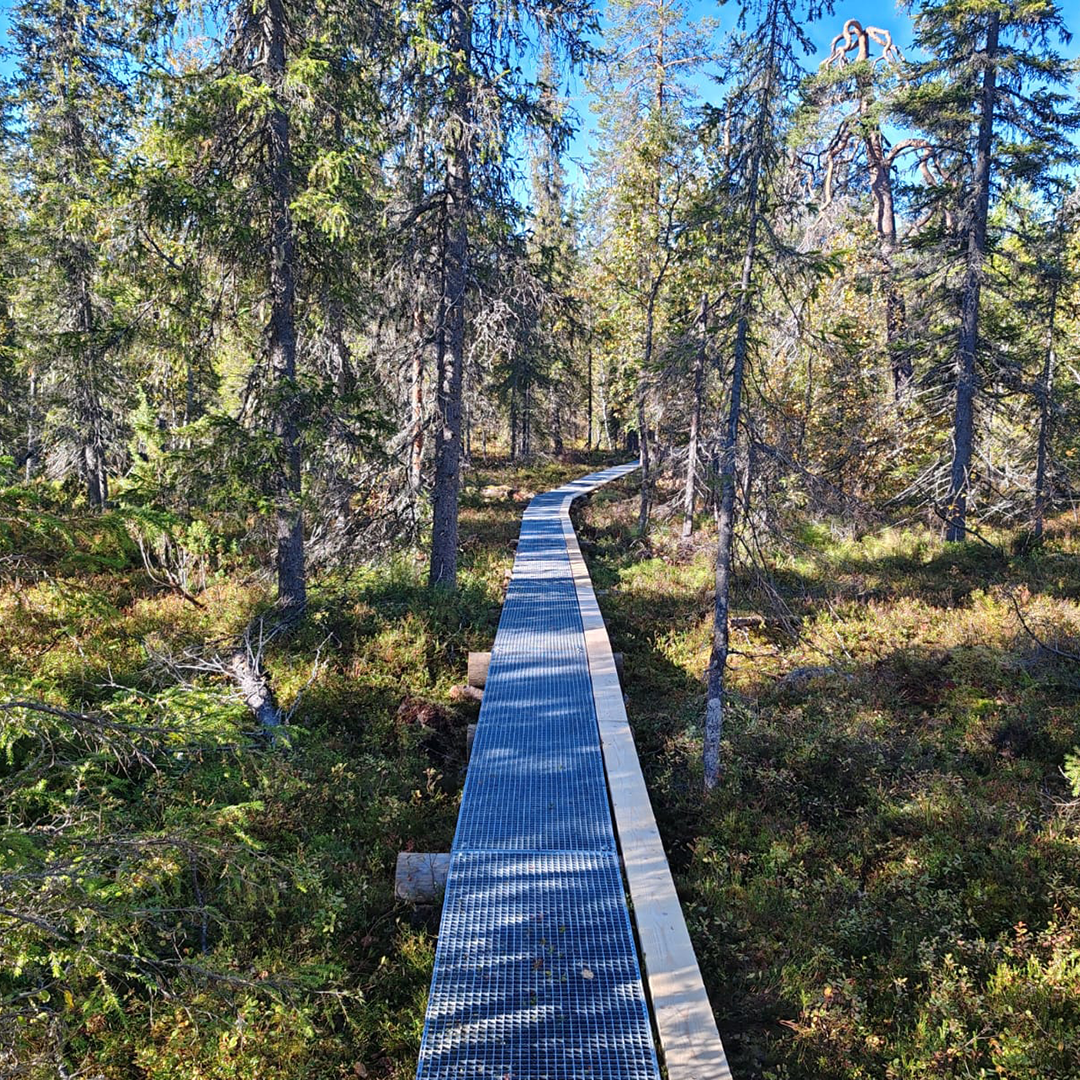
[
  {"left": 579, "top": 469, "right": 1080, "bottom": 1080},
  {"left": 2, "top": 458, "right": 1079, "bottom": 1079}
]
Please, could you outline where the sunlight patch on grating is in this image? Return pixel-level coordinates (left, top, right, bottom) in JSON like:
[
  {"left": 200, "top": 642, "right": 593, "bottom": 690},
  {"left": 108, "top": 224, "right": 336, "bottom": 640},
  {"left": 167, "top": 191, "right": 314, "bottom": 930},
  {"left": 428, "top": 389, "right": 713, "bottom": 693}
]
[{"left": 417, "top": 851, "right": 659, "bottom": 1080}]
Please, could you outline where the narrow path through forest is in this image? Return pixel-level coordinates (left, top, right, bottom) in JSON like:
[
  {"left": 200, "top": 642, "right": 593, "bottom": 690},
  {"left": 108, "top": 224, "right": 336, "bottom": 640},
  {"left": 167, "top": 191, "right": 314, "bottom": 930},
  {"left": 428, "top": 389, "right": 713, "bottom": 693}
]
[{"left": 415, "top": 463, "right": 730, "bottom": 1080}]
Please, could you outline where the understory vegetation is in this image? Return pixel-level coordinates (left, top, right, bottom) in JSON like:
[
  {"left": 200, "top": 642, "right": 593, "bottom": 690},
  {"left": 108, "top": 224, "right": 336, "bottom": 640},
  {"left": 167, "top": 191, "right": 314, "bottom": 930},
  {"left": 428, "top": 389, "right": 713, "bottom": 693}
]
[
  {"left": 3, "top": 0, "right": 1080, "bottom": 1073},
  {"left": 580, "top": 471, "right": 1080, "bottom": 1080},
  {"left": 3, "top": 458, "right": 1078, "bottom": 1078},
  {"left": 1, "top": 459, "right": 576, "bottom": 1078}
]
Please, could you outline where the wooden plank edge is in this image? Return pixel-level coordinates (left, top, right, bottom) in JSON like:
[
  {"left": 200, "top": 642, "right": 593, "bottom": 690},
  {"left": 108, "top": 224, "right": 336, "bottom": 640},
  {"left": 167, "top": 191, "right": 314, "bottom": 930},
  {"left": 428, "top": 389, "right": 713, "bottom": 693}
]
[{"left": 559, "top": 480, "right": 734, "bottom": 1080}]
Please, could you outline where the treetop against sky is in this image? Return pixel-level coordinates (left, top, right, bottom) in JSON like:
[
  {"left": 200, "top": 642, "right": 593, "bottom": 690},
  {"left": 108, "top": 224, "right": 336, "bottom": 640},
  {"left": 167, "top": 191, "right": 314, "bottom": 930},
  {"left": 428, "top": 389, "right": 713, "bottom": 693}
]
[{"left": 0, "top": 0, "right": 1075, "bottom": 193}]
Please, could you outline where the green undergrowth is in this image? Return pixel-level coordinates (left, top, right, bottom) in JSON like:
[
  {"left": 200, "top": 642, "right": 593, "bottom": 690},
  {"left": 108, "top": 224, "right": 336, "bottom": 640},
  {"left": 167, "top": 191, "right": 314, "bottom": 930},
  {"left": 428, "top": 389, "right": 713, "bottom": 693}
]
[
  {"left": 0, "top": 457, "right": 591, "bottom": 1079},
  {"left": 6, "top": 457, "right": 1078, "bottom": 1079},
  {"left": 578, "top": 477, "right": 1080, "bottom": 1080}
]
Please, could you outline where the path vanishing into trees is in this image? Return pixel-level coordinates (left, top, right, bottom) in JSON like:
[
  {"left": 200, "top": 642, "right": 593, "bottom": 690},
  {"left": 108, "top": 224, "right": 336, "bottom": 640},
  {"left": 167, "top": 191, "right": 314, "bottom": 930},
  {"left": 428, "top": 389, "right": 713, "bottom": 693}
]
[{"left": 415, "top": 463, "right": 731, "bottom": 1080}]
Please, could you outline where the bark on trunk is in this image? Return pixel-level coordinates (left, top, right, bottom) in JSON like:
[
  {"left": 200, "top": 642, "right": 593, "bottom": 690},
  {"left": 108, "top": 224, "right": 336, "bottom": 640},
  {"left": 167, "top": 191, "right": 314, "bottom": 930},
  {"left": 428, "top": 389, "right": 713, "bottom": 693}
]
[
  {"left": 704, "top": 8, "right": 775, "bottom": 791},
  {"left": 1034, "top": 277, "right": 1058, "bottom": 541},
  {"left": 682, "top": 294, "right": 707, "bottom": 541},
  {"left": 946, "top": 12, "right": 998, "bottom": 543},
  {"left": 411, "top": 301, "right": 425, "bottom": 497},
  {"left": 637, "top": 387, "right": 650, "bottom": 535},
  {"left": 265, "top": 0, "right": 305, "bottom": 612},
  {"left": 429, "top": 0, "right": 471, "bottom": 589},
  {"left": 72, "top": 248, "right": 107, "bottom": 509},
  {"left": 325, "top": 294, "right": 355, "bottom": 396},
  {"left": 637, "top": 302, "right": 655, "bottom": 536},
  {"left": 57, "top": 0, "right": 108, "bottom": 509},
  {"left": 586, "top": 341, "right": 594, "bottom": 450},
  {"left": 230, "top": 646, "right": 283, "bottom": 735},
  {"left": 857, "top": 40, "right": 909, "bottom": 397}
]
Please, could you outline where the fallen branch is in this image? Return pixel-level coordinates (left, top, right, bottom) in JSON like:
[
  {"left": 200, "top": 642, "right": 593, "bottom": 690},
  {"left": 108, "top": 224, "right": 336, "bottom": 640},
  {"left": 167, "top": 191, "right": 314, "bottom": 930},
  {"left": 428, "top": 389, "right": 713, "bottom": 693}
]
[{"left": 1008, "top": 591, "right": 1080, "bottom": 663}]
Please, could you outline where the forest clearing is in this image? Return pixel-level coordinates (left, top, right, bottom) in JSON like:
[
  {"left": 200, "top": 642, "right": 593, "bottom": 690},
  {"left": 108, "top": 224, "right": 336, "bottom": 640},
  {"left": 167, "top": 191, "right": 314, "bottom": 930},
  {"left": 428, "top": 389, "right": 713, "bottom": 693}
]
[{"left": 2, "top": 0, "right": 1080, "bottom": 1076}]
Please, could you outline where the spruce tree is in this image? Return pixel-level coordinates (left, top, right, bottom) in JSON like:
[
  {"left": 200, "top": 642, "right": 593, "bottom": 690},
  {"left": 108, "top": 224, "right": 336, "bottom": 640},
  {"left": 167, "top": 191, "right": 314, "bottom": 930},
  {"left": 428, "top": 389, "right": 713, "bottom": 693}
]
[
  {"left": 897, "top": 0, "right": 1079, "bottom": 540},
  {"left": 8, "top": 0, "right": 166, "bottom": 507}
]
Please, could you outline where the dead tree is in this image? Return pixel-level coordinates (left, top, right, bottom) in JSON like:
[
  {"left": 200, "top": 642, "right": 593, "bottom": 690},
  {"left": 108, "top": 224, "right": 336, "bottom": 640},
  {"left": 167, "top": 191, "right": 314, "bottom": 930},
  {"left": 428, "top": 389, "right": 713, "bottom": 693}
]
[
  {"left": 681, "top": 293, "right": 707, "bottom": 540},
  {"left": 817, "top": 20, "right": 912, "bottom": 396}
]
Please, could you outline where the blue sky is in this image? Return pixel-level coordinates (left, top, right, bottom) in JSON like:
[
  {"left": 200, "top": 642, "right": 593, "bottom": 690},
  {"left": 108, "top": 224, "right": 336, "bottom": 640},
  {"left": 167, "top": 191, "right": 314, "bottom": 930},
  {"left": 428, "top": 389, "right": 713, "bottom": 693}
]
[
  {"left": 1, "top": 0, "right": 1076, "bottom": 188},
  {"left": 561, "top": 0, "right": 920, "bottom": 186}
]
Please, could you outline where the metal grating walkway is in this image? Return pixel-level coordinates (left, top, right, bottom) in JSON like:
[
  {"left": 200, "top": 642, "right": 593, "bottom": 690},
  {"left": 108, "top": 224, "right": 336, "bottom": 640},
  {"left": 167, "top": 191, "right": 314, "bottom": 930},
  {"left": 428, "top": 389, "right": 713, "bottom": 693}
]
[{"left": 416, "top": 463, "right": 660, "bottom": 1080}]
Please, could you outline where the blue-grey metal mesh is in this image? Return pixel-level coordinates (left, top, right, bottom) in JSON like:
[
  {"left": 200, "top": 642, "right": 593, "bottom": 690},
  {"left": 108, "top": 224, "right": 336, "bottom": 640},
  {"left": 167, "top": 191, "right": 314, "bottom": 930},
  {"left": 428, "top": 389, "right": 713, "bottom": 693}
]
[
  {"left": 418, "top": 852, "right": 659, "bottom": 1080},
  {"left": 417, "top": 465, "right": 659, "bottom": 1080}
]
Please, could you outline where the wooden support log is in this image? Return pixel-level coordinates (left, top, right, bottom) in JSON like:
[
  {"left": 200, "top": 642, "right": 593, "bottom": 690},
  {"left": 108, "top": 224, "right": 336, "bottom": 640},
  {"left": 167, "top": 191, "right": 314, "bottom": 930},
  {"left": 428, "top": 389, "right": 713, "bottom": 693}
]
[
  {"left": 394, "top": 852, "right": 450, "bottom": 903},
  {"left": 467, "top": 650, "right": 624, "bottom": 689},
  {"left": 466, "top": 722, "right": 477, "bottom": 760},
  {"left": 467, "top": 651, "right": 490, "bottom": 689}
]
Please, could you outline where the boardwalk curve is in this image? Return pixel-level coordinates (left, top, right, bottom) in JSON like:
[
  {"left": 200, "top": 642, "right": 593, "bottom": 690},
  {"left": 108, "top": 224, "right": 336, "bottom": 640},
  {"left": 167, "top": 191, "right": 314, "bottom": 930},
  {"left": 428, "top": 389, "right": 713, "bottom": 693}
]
[{"left": 416, "top": 463, "right": 730, "bottom": 1080}]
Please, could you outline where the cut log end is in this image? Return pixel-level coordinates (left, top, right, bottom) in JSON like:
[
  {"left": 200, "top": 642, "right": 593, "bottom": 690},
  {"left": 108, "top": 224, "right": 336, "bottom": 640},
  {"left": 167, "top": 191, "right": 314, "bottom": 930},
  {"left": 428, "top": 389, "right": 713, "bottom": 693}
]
[{"left": 450, "top": 683, "right": 483, "bottom": 703}]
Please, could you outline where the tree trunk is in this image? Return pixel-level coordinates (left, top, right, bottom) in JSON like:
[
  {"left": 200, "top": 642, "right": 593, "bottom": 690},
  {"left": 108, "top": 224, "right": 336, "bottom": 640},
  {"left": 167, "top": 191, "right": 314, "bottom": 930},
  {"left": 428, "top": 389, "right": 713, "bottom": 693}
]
[
  {"left": 24, "top": 369, "right": 38, "bottom": 482},
  {"left": 682, "top": 294, "right": 707, "bottom": 541},
  {"left": 510, "top": 381, "right": 518, "bottom": 461},
  {"left": 56, "top": 0, "right": 107, "bottom": 510},
  {"left": 230, "top": 645, "right": 283, "bottom": 736},
  {"left": 637, "top": 386, "right": 650, "bottom": 535},
  {"left": 429, "top": 0, "right": 471, "bottom": 589},
  {"left": 71, "top": 254, "right": 108, "bottom": 509},
  {"left": 411, "top": 301, "right": 424, "bottom": 496},
  {"left": 265, "top": 0, "right": 305, "bottom": 612},
  {"left": 637, "top": 302, "right": 655, "bottom": 536},
  {"left": 855, "top": 34, "right": 909, "bottom": 398},
  {"left": 1034, "top": 276, "right": 1058, "bottom": 541},
  {"left": 325, "top": 294, "right": 355, "bottom": 396},
  {"left": 869, "top": 136, "right": 910, "bottom": 395},
  {"left": 586, "top": 340, "right": 594, "bottom": 450},
  {"left": 704, "top": 6, "right": 775, "bottom": 792},
  {"left": 946, "top": 11, "right": 998, "bottom": 543}
]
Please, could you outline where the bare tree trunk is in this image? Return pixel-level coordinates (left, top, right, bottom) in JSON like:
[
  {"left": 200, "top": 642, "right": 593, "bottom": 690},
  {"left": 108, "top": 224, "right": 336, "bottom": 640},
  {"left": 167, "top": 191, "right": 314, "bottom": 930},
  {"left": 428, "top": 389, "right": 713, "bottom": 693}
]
[
  {"left": 24, "top": 369, "right": 38, "bottom": 482},
  {"left": 509, "top": 381, "right": 518, "bottom": 461},
  {"left": 586, "top": 339, "right": 593, "bottom": 450},
  {"left": 946, "top": 11, "right": 998, "bottom": 543},
  {"left": 523, "top": 381, "right": 531, "bottom": 458},
  {"left": 869, "top": 141, "right": 910, "bottom": 395},
  {"left": 1034, "top": 276, "right": 1058, "bottom": 541},
  {"left": 264, "top": 0, "right": 305, "bottom": 612},
  {"left": 429, "top": 0, "right": 471, "bottom": 588},
  {"left": 637, "top": 302, "right": 655, "bottom": 536},
  {"left": 704, "top": 8, "right": 775, "bottom": 792},
  {"left": 230, "top": 644, "right": 283, "bottom": 736},
  {"left": 411, "top": 301, "right": 424, "bottom": 496},
  {"left": 637, "top": 386, "right": 650, "bottom": 535},
  {"left": 463, "top": 363, "right": 472, "bottom": 465},
  {"left": 682, "top": 294, "right": 707, "bottom": 541}
]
